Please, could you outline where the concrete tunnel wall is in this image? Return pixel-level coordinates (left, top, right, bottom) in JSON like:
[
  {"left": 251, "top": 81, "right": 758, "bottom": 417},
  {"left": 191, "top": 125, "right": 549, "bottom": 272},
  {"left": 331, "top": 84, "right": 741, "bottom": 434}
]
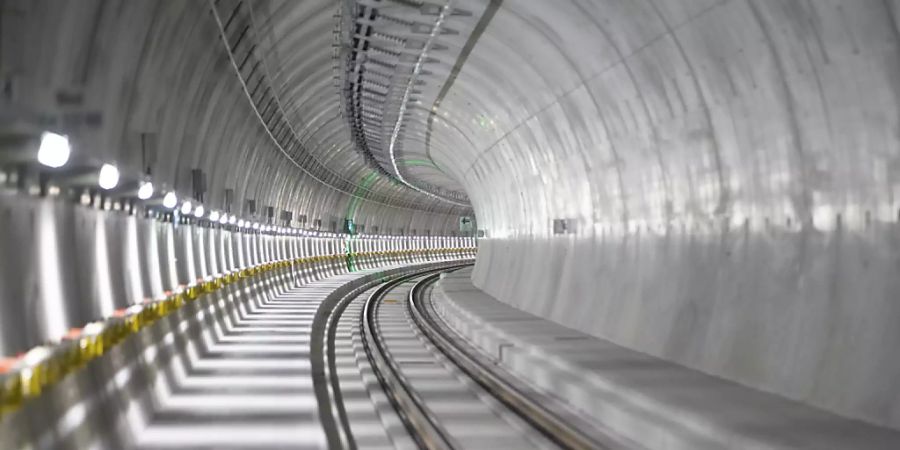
[
  {"left": 432, "top": 0, "right": 900, "bottom": 429},
  {"left": 0, "top": 192, "right": 475, "bottom": 357},
  {"left": 5, "top": 0, "right": 900, "bottom": 433},
  {"left": 1, "top": 0, "right": 467, "bottom": 234}
]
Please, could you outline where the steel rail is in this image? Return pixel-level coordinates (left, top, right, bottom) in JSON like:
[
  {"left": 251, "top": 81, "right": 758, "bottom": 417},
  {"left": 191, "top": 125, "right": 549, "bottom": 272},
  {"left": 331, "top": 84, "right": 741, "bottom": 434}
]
[
  {"left": 408, "top": 272, "right": 611, "bottom": 450},
  {"left": 359, "top": 269, "right": 458, "bottom": 450}
]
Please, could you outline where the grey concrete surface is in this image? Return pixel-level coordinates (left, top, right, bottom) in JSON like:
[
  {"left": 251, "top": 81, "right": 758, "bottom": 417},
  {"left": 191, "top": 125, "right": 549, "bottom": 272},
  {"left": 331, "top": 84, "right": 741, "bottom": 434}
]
[
  {"left": 5, "top": 0, "right": 900, "bottom": 440},
  {"left": 1, "top": 0, "right": 467, "bottom": 232},
  {"left": 454, "top": 0, "right": 900, "bottom": 429},
  {"left": 0, "top": 191, "right": 473, "bottom": 355},
  {"left": 0, "top": 261, "right": 470, "bottom": 449},
  {"left": 437, "top": 268, "right": 900, "bottom": 449}
]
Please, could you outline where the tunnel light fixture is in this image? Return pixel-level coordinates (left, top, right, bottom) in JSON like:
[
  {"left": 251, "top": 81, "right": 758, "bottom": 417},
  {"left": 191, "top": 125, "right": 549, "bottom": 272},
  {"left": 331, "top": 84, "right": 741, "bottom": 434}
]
[
  {"left": 252, "top": 222, "right": 260, "bottom": 230},
  {"left": 193, "top": 205, "right": 205, "bottom": 218},
  {"left": 37, "top": 132, "right": 71, "bottom": 168},
  {"left": 137, "top": 181, "right": 154, "bottom": 200},
  {"left": 162, "top": 192, "right": 177, "bottom": 209},
  {"left": 229, "top": 215, "right": 236, "bottom": 225},
  {"left": 180, "top": 201, "right": 193, "bottom": 215},
  {"left": 218, "top": 214, "right": 228, "bottom": 225},
  {"left": 98, "top": 164, "right": 120, "bottom": 190},
  {"left": 237, "top": 219, "right": 246, "bottom": 227},
  {"left": 208, "top": 210, "right": 220, "bottom": 222}
]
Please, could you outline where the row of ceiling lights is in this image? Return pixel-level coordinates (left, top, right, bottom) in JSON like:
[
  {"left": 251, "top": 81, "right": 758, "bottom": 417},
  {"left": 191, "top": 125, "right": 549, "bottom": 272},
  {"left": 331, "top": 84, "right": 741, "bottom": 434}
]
[{"left": 34, "top": 132, "right": 456, "bottom": 240}]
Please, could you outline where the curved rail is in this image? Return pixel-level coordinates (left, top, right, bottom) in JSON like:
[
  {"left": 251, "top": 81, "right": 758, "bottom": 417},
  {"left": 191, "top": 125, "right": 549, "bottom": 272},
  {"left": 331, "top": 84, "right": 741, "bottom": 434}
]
[
  {"left": 359, "top": 270, "right": 457, "bottom": 450},
  {"left": 316, "top": 262, "right": 469, "bottom": 450},
  {"left": 408, "top": 272, "right": 611, "bottom": 450},
  {"left": 352, "top": 265, "right": 612, "bottom": 450}
]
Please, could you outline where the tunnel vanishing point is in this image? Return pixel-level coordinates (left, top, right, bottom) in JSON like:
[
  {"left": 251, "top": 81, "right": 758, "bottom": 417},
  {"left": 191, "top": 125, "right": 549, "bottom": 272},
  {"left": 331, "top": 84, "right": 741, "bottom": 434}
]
[{"left": 2, "top": 1, "right": 900, "bottom": 449}]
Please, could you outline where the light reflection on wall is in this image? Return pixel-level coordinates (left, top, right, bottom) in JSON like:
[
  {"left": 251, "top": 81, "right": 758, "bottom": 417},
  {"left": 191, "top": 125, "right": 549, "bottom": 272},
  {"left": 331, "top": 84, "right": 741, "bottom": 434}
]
[
  {"left": 236, "top": 233, "right": 246, "bottom": 268},
  {"left": 94, "top": 216, "right": 116, "bottom": 317},
  {"left": 125, "top": 218, "right": 144, "bottom": 304},
  {"left": 225, "top": 231, "right": 235, "bottom": 271},
  {"left": 183, "top": 229, "right": 196, "bottom": 283},
  {"left": 146, "top": 222, "right": 164, "bottom": 298},
  {"left": 207, "top": 228, "right": 219, "bottom": 276},
  {"left": 37, "top": 202, "right": 68, "bottom": 340},
  {"left": 195, "top": 228, "right": 209, "bottom": 279},
  {"left": 165, "top": 225, "right": 179, "bottom": 289}
]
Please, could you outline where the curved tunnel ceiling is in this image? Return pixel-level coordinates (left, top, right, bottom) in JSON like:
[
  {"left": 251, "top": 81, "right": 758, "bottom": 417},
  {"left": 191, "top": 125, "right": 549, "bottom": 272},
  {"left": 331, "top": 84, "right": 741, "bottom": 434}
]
[
  {"left": 7, "top": 0, "right": 898, "bottom": 232},
  {"left": 363, "top": 0, "right": 899, "bottom": 241},
  {"left": 2, "top": 0, "right": 478, "bottom": 236},
  {"left": 208, "top": 0, "right": 472, "bottom": 210},
  {"left": 5, "top": 0, "right": 900, "bottom": 430}
]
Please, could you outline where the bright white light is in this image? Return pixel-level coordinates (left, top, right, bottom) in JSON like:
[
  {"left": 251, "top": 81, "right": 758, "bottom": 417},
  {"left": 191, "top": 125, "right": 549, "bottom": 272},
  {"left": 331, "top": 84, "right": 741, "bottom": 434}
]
[
  {"left": 163, "top": 192, "right": 178, "bottom": 209},
  {"left": 98, "top": 164, "right": 120, "bottom": 190},
  {"left": 229, "top": 215, "right": 236, "bottom": 224},
  {"left": 237, "top": 220, "right": 246, "bottom": 227},
  {"left": 83, "top": 321, "right": 105, "bottom": 336},
  {"left": 24, "top": 346, "right": 52, "bottom": 366},
  {"left": 209, "top": 211, "right": 221, "bottom": 222},
  {"left": 218, "top": 214, "right": 228, "bottom": 225},
  {"left": 252, "top": 223, "right": 260, "bottom": 230},
  {"left": 137, "top": 181, "right": 154, "bottom": 200},
  {"left": 193, "top": 205, "right": 205, "bottom": 218},
  {"left": 37, "top": 132, "right": 71, "bottom": 168},
  {"left": 180, "top": 201, "right": 192, "bottom": 215}
]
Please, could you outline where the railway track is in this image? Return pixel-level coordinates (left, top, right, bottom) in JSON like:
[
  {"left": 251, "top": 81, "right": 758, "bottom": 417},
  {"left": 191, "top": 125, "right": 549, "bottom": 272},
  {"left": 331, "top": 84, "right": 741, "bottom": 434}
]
[{"left": 321, "top": 266, "right": 618, "bottom": 450}]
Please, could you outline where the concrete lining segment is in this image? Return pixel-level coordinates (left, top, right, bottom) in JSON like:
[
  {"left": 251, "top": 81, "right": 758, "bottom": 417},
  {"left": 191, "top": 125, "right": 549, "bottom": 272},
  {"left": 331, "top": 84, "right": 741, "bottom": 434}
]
[
  {"left": 8, "top": 0, "right": 900, "bottom": 443},
  {"left": 436, "top": 268, "right": 900, "bottom": 449},
  {"left": 0, "top": 259, "right": 470, "bottom": 449}
]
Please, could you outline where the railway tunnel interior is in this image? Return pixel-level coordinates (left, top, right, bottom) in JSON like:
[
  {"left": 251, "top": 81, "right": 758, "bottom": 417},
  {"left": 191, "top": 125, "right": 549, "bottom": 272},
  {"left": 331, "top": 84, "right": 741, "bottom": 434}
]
[{"left": 3, "top": 0, "right": 900, "bottom": 448}]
